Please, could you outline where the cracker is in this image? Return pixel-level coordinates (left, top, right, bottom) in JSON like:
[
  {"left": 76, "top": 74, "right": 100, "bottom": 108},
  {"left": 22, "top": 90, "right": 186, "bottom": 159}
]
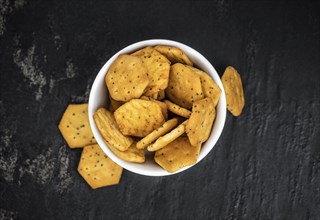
[
  {"left": 140, "top": 96, "right": 168, "bottom": 119},
  {"left": 93, "top": 108, "right": 133, "bottom": 151},
  {"left": 186, "top": 98, "right": 216, "bottom": 146},
  {"left": 154, "top": 45, "right": 193, "bottom": 66},
  {"left": 186, "top": 66, "right": 221, "bottom": 107},
  {"left": 154, "top": 136, "right": 201, "bottom": 173},
  {"left": 107, "top": 141, "right": 145, "bottom": 163},
  {"left": 157, "top": 90, "right": 166, "bottom": 100},
  {"left": 105, "top": 54, "right": 149, "bottom": 101},
  {"left": 164, "top": 100, "right": 191, "bottom": 118},
  {"left": 132, "top": 46, "right": 171, "bottom": 96},
  {"left": 147, "top": 120, "right": 187, "bottom": 152},
  {"left": 77, "top": 144, "right": 123, "bottom": 189},
  {"left": 222, "top": 66, "right": 245, "bottom": 116},
  {"left": 58, "top": 104, "right": 97, "bottom": 148},
  {"left": 136, "top": 118, "right": 179, "bottom": 149},
  {"left": 114, "top": 99, "right": 165, "bottom": 137},
  {"left": 165, "top": 63, "right": 204, "bottom": 109},
  {"left": 109, "top": 96, "right": 123, "bottom": 113}
]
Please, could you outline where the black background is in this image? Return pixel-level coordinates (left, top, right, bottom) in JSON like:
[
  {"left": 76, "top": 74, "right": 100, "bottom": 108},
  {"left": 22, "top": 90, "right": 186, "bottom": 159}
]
[{"left": 1, "top": 1, "right": 319, "bottom": 219}]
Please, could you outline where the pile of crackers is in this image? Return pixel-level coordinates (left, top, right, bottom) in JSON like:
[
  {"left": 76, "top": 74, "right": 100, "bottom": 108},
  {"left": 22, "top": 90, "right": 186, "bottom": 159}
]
[{"left": 58, "top": 45, "right": 245, "bottom": 189}]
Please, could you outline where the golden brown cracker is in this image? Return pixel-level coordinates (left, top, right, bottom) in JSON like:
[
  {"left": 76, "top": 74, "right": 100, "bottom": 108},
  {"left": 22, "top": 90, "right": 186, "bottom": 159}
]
[
  {"left": 58, "top": 103, "right": 97, "bottom": 148},
  {"left": 136, "top": 118, "right": 179, "bottom": 149},
  {"left": 77, "top": 144, "right": 123, "bottom": 189},
  {"left": 157, "top": 90, "right": 166, "bottom": 100},
  {"left": 105, "top": 54, "right": 149, "bottom": 101},
  {"left": 107, "top": 141, "right": 145, "bottom": 163},
  {"left": 165, "top": 63, "right": 204, "bottom": 109},
  {"left": 114, "top": 99, "right": 165, "bottom": 137},
  {"left": 163, "top": 100, "right": 191, "bottom": 118},
  {"left": 222, "top": 66, "right": 245, "bottom": 116},
  {"left": 154, "top": 136, "right": 201, "bottom": 173},
  {"left": 140, "top": 96, "right": 168, "bottom": 120},
  {"left": 186, "top": 66, "right": 221, "bottom": 107},
  {"left": 154, "top": 45, "right": 193, "bottom": 66},
  {"left": 147, "top": 120, "right": 187, "bottom": 152},
  {"left": 132, "top": 46, "right": 171, "bottom": 96},
  {"left": 93, "top": 108, "right": 133, "bottom": 151},
  {"left": 186, "top": 98, "right": 216, "bottom": 146},
  {"left": 109, "top": 96, "right": 123, "bottom": 113}
]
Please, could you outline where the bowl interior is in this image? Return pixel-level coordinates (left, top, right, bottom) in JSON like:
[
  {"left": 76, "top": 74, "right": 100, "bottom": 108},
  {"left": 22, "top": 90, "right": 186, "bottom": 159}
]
[{"left": 88, "top": 39, "right": 226, "bottom": 176}]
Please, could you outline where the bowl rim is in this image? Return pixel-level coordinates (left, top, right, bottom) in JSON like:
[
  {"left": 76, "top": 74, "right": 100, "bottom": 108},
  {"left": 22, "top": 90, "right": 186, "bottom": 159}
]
[{"left": 88, "top": 39, "right": 226, "bottom": 176}]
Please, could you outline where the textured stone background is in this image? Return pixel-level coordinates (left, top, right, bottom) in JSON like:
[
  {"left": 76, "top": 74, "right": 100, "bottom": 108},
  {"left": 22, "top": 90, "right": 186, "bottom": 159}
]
[{"left": 0, "top": 1, "right": 319, "bottom": 219}]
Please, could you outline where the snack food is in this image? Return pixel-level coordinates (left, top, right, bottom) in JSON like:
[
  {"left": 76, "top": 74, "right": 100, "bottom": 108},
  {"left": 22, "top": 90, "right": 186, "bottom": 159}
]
[
  {"left": 186, "top": 98, "right": 216, "bottom": 146},
  {"left": 154, "top": 45, "right": 193, "bottom": 66},
  {"left": 93, "top": 108, "right": 133, "bottom": 151},
  {"left": 154, "top": 136, "right": 201, "bottom": 173},
  {"left": 164, "top": 100, "right": 191, "bottom": 118},
  {"left": 165, "top": 63, "right": 204, "bottom": 109},
  {"left": 114, "top": 99, "right": 165, "bottom": 137},
  {"left": 186, "top": 65, "right": 221, "bottom": 107},
  {"left": 105, "top": 54, "right": 149, "bottom": 101},
  {"left": 107, "top": 141, "right": 145, "bottom": 163},
  {"left": 147, "top": 120, "right": 187, "bottom": 152},
  {"left": 222, "top": 66, "right": 245, "bottom": 116},
  {"left": 90, "top": 44, "right": 229, "bottom": 173},
  {"left": 132, "top": 46, "right": 171, "bottom": 96},
  {"left": 58, "top": 104, "right": 96, "bottom": 148},
  {"left": 78, "top": 144, "right": 123, "bottom": 189},
  {"left": 136, "top": 118, "right": 179, "bottom": 149}
]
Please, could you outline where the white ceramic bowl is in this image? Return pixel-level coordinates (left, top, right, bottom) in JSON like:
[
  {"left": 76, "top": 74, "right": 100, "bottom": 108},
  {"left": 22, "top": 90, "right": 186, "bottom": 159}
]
[{"left": 88, "top": 39, "right": 226, "bottom": 176}]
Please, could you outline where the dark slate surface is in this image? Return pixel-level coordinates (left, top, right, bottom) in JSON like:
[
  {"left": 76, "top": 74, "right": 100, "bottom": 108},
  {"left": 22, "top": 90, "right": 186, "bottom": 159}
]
[{"left": 1, "top": 1, "right": 319, "bottom": 219}]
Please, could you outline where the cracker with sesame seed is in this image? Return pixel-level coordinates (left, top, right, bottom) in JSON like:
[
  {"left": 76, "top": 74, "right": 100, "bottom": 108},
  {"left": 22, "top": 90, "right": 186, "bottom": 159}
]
[
  {"left": 107, "top": 141, "right": 145, "bottom": 163},
  {"left": 114, "top": 99, "right": 165, "bottom": 137},
  {"left": 132, "top": 46, "right": 171, "bottom": 96},
  {"left": 186, "top": 98, "right": 216, "bottom": 146},
  {"left": 94, "top": 108, "right": 133, "bottom": 151},
  {"left": 147, "top": 120, "right": 187, "bottom": 152},
  {"left": 105, "top": 54, "right": 150, "bottom": 102},
  {"left": 154, "top": 136, "right": 201, "bottom": 173},
  {"left": 154, "top": 45, "right": 193, "bottom": 66},
  {"left": 186, "top": 66, "right": 222, "bottom": 107},
  {"left": 58, "top": 103, "right": 97, "bottom": 148},
  {"left": 222, "top": 66, "right": 245, "bottom": 116},
  {"left": 136, "top": 118, "right": 179, "bottom": 149},
  {"left": 165, "top": 63, "right": 204, "bottom": 109},
  {"left": 140, "top": 96, "right": 168, "bottom": 119},
  {"left": 163, "top": 100, "right": 191, "bottom": 118},
  {"left": 78, "top": 144, "right": 123, "bottom": 189}
]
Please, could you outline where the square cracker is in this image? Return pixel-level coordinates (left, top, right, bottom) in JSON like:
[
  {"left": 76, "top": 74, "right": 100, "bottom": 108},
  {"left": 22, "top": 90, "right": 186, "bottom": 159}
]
[
  {"left": 114, "top": 99, "right": 165, "bottom": 137},
  {"left": 105, "top": 54, "right": 149, "bottom": 101},
  {"left": 222, "top": 66, "right": 245, "bottom": 116},
  {"left": 94, "top": 108, "right": 133, "bottom": 151},
  {"left": 186, "top": 66, "right": 221, "bottom": 107},
  {"left": 165, "top": 63, "right": 204, "bottom": 109},
  {"left": 58, "top": 103, "right": 97, "bottom": 148},
  {"left": 154, "top": 136, "right": 201, "bottom": 173},
  {"left": 78, "top": 144, "right": 123, "bottom": 189},
  {"left": 186, "top": 98, "right": 216, "bottom": 146},
  {"left": 132, "top": 46, "right": 171, "bottom": 96},
  {"left": 154, "top": 45, "right": 193, "bottom": 66}
]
